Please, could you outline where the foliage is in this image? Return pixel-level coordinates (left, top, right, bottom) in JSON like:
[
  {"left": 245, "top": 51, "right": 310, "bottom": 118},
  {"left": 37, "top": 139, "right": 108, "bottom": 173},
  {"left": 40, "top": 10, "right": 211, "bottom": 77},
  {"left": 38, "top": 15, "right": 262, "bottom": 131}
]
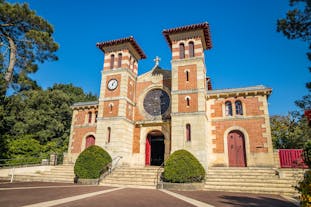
[
  {"left": 270, "top": 112, "right": 311, "bottom": 149},
  {"left": 6, "top": 135, "right": 44, "bottom": 165},
  {"left": 0, "top": 0, "right": 59, "bottom": 94},
  {"left": 0, "top": 84, "right": 97, "bottom": 161},
  {"left": 296, "top": 170, "right": 311, "bottom": 207},
  {"left": 162, "top": 150, "right": 205, "bottom": 183},
  {"left": 74, "top": 145, "right": 112, "bottom": 179},
  {"left": 303, "top": 140, "right": 311, "bottom": 168}
]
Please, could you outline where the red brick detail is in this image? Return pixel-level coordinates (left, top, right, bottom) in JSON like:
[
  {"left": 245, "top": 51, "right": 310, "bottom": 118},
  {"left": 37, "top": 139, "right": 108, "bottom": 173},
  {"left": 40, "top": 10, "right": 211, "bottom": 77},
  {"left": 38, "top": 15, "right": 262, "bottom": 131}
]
[
  {"left": 212, "top": 118, "right": 267, "bottom": 153},
  {"left": 105, "top": 75, "right": 121, "bottom": 97},
  {"left": 132, "top": 127, "right": 141, "bottom": 153},
  {"left": 210, "top": 97, "right": 264, "bottom": 118},
  {"left": 134, "top": 80, "right": 171, "bottom": 121},
  {"left": 71, "top": 126, "right": 96, "bottom": 153},
  {"left": 178, "top": 64, "right": 197, "bottom": 90},
  {"left": 127, "top": 77, "right": 135, "bottom": 101},
  {"left": 178, "top": 94, "right": 198, "bottom": 112},
  {"left": 103, "top": 100, "right": 119, "bottom": 117},
  {"left": 126, "top": 102, "right": 133, "bottom": 121}
]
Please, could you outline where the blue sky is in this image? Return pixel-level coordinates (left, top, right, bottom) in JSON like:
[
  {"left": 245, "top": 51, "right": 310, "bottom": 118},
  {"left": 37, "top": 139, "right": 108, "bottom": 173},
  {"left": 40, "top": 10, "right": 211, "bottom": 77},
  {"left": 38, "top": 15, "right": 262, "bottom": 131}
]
[{"left": 8, "top": 0, "right": 310, "bottom": 115}]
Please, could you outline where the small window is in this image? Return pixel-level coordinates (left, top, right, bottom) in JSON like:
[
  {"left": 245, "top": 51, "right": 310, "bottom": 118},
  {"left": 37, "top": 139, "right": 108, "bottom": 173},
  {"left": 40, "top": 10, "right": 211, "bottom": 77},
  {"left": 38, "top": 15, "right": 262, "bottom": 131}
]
[
  {"left": 186, "top": 124, "right": 191, "bottom": 142},
  {"left": 117, "top": 53, "right": 122, "bottom": 68},
  {"left": 225, "top": 101, "right": 233, "bottom": 116},
  {"left": 110, "top": 54, "right": 115, "bottom": 69},
  {"left": 129, "top": 56, "right": 132, "bottom": 69},
  {"left": 95, "top": 111, "right": 98, "bottom": 123},
  {"left": 85, "top": 135, "right": 95, "bottom": 149},
  {"left": 88, "top": 112, "right": 92, "bottom": 123},
  {"left": 189, "top": 41, "right": 194, "bottom": 58},
  {"left": 179, "top": 43, "right": 185, "bottom": 59},
  {"left": 186, "top": 70, "right": 189, "bottom": 82},
  {"left": 235, "top": 100, "right": 243, "bottom": 115},
  {"left": 186, "top": 97, "right": 190, "bottom": 107},
  {"left": 107, "top": 127, "right": 111, "bottom": 143},
  {"left": 109, "top": 103, "right": 113, "bottom": 113}
]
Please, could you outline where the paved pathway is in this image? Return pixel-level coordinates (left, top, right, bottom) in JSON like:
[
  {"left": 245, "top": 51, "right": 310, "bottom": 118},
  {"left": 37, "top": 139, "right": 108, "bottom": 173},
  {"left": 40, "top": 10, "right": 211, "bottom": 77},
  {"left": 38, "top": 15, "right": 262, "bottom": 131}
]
[{"left": 0, "top": 182, "right": 298, "bottom": 207}]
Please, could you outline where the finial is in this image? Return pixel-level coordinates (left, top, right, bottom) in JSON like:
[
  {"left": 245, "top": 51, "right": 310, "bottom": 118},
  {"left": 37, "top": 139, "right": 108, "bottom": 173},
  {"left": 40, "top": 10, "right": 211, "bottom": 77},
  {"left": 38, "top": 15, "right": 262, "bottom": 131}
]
[{"left": 153, "top": 56, "right": 161, "bottom": 66}]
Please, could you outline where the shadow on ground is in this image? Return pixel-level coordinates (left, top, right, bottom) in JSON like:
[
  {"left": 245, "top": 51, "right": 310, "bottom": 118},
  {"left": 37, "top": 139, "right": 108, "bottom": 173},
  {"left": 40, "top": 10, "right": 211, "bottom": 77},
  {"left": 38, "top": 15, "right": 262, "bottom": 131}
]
[{"left": 219, "top": 195, "right": 297, "bottom": 207}]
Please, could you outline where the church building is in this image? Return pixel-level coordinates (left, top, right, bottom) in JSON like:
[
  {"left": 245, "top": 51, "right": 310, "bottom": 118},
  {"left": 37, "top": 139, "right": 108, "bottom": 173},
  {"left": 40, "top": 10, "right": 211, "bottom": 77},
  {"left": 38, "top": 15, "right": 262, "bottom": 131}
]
[{"left": 66, "top": 22, "right": 275, "bottom": 169}]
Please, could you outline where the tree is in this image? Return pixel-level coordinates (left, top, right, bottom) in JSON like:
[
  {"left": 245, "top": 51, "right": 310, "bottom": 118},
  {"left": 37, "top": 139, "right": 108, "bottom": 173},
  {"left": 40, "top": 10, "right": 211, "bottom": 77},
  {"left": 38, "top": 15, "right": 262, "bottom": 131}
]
[
  {"left": 1, "top": 84, "right": 97, "bottom": 161},
  {"left": 0, "top": 0, "right": 58, "bottom": 94},
  {"left": 270, "top": 112, "right": 311, "bottom": 149},
  {"left": 277, "top": 0, "right": 311, "bottom": 91}
]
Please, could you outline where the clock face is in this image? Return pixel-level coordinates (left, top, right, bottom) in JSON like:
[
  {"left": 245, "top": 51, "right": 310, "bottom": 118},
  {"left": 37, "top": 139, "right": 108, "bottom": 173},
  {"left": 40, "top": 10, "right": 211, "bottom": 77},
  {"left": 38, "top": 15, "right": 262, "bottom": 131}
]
[
  {"left": 107, "top": 79, "right": 118, "bottom": 90},
  {"left": 143, "top": 89, "right": 170, "bottom": 116}
]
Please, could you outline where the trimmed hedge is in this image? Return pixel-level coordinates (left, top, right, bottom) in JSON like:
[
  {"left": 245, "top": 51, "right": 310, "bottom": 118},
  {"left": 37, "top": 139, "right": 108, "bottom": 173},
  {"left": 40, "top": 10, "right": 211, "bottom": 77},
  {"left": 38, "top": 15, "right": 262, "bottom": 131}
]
[
  {"left": 162, "top": 149, "right": 205, "bottom": 183},
  {"left": 74, "top": 145, "right": 112, "bottom": 179}
]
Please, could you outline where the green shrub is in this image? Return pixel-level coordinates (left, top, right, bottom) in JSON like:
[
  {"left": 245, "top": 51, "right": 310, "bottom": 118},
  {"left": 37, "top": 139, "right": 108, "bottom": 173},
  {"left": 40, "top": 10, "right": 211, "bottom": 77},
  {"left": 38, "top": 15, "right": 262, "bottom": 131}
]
[
  {"left": 296, "top": 171, "right": 311, "bottom": 207},
  {"left": 303, "top": 141, "right": 311, "bottom": 168},
  {"left": 162, "top": 149, "right": 205, "bottom": 183},
  {"left": 74, "top": 145, "right": 112, "bottom": 179}
]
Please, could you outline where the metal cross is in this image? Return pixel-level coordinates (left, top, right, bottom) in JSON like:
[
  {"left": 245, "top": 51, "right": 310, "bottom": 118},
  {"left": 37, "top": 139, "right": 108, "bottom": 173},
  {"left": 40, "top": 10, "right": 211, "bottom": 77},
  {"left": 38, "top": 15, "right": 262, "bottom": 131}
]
[{"left": 153, "top": 56, "right": 161, "bottom": 66}]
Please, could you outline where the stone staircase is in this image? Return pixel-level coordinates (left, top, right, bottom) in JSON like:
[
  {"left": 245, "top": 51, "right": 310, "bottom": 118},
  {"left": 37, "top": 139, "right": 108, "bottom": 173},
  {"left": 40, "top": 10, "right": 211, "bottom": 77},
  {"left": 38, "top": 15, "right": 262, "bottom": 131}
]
[
  {"left": 204, "top": 167, "right": 306, "bottom": 197},
  {"left": 100, "top": 165, "right": 161, "bottom": 189},
  {"left": 12, "top": 164, "right": 74, "bottom": 183}
]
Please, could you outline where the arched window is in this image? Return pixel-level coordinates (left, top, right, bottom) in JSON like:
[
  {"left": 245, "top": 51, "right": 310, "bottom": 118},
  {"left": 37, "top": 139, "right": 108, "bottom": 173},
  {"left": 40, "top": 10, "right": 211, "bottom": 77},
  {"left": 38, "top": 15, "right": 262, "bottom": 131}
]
[
  {"left": 107, "top": 127, "right": 111, "bottom": 143},
  {"left": 186, "top": 124, "right": 191, "bottom": 142},
  {"left": 88, "top": 112, "right": 92, "bottom": 123},
  {"left": 189, "top": 41, "right": 194, "bottom": 58},
  {"left": 110, "top": 54, "right": 115, "bottom": 69},
  {"left": 186, "top": 70, "right": 189, "bottom": 82},
  {"left": 225, "top": 101, "right": 233, "bottom": 116},
  {"left": 85, "top": 135, "right": 95, "bottom": 149},
  {"left": 109, "top": 103, "right": 113, "bottom": 113},
  {"left": 95, "top": 111, "right": 98, "bottom": 123},
  {"left": 186, "top": 97, "right": 190, "bottom": 107},
  {"left": 129, "top": 56, "right": 132, "bottom": 69},
  {"left": 235, "top": 100, "right": 243, "bottom": 115},
  {"left": 117, "top": 53, "right": 122, "bottom": 68},
  {"left": 179, "top": 43, "right": 185, "bottom": 59}
]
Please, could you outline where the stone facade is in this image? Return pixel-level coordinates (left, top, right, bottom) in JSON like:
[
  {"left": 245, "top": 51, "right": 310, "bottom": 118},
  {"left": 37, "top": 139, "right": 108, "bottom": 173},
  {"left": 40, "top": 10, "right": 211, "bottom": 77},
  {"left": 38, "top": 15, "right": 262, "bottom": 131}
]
[{"left": 66, "top": 23, "right": 275, "bottom": 169}]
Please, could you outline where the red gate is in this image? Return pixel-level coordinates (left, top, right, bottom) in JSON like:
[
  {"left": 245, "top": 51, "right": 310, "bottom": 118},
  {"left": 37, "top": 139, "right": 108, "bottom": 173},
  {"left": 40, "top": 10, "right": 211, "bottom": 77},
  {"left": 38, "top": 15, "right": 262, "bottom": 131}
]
[{"left": 279, "top": 149, "right": 308, "bottom": 168}]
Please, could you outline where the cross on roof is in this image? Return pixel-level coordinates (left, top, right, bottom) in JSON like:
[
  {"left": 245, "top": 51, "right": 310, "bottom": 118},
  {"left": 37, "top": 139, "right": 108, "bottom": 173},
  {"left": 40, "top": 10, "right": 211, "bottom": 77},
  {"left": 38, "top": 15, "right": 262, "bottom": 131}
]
[{"left": 153, "top": 56, "right": 161, "bottom": 66}]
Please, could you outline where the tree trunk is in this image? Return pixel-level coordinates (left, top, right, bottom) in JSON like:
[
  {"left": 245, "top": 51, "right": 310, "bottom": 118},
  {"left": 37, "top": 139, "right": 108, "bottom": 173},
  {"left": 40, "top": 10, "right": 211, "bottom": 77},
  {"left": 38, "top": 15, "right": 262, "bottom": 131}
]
[{"left": 4, "top": 35, "right": 16, "bottom": 90}]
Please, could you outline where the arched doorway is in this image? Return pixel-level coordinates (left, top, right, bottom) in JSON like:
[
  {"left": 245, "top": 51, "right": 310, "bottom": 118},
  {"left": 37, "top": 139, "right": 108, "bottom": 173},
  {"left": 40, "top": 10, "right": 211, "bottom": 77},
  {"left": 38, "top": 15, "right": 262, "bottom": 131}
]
[
  {"left": 85, "top": 135, "right": 95, "bottom": 149},
  {"left": 227, "top": 130, "right": 246, "bottom": 167},
  {"left": 145, "top": 130, "right": 165, "bottom": 166}
]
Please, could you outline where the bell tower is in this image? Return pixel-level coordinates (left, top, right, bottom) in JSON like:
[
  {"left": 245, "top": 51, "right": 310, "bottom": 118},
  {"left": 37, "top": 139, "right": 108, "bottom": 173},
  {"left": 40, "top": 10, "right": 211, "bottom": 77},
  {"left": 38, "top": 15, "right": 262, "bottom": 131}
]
[
  {"left": 163, "top": 23, "right": 212, "bottom": 168},
  {"left": 95, "top": 36, "right": 146, "bottom": 163}
]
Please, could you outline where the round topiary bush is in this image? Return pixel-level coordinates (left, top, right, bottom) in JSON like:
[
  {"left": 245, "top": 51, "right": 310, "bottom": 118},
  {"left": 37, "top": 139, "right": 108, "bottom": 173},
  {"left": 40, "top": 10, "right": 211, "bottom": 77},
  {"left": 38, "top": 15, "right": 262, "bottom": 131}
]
[
  {"left": 74, "top": 145, "right": 112, "bottom": 179},
  {"left": 162, "top": 149, "right": 205, "bottom": 183}
]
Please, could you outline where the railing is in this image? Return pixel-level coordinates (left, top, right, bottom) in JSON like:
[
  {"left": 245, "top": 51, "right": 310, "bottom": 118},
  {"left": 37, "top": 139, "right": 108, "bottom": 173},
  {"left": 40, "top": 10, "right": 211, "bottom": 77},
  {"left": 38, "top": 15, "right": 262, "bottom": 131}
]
[
  {"left": 0, "top": 156, "right": 50, "bottom": 183},
  {"left": 99, "top": 156, "right": 122, "bottom": 182},
  {"left": 155, "top": 162, "right": 165, "bottom": 189},
  {"left": 279, "top": 149, "right": 308, "bottom": 168}
]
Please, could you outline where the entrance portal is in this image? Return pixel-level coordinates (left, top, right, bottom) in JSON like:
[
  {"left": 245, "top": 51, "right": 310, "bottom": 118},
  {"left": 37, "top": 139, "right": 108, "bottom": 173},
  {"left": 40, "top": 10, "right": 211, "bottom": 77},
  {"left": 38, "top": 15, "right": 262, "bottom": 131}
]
[
  {"left": 145, "top": 131, "right": 165, "bottom": 166},
  {"left": 227, "top": 130, "right": 246, "bottom": 167}
]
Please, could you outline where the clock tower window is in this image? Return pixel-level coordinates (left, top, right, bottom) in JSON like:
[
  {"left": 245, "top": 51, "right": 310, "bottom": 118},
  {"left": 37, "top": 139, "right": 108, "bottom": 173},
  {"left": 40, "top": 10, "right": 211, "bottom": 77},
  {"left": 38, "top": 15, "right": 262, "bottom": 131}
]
[
  {"left": 179, "top": 43, "right": 185, "bottom": 59},
  {"left": 189, "top": 41, "right": 194, "bottom": 58},
  {"left": 110, "top": 54, "right": 115, "bottom": 69},
  {"left": 117, "top": 53, "right": 122, "bottom": 68}
]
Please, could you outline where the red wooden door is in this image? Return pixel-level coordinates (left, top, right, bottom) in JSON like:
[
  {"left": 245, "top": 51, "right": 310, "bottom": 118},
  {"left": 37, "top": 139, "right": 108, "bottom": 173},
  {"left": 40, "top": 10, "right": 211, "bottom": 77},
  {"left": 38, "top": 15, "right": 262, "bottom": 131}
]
[
  {"left": 145, "top": 136, "right": 151, "bottom": 165},
  {"left": 228, "top": 131, "right": 246, "bottom": 167},
  {"left": 85, "top": 135, "right": 95, "bottom": 149}
]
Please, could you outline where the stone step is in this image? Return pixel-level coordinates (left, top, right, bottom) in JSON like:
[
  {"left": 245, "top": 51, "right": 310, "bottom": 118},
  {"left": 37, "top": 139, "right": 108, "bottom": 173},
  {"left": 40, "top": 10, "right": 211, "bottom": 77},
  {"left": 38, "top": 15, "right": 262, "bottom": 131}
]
[
  {"left": 205, "top": 178, "right": 296, "bottom": 184},
  {"left": 12, "top": 175, "right": 73, "bottom": 183},
  {"left": 205, "top": 181, "right": 294, "bottom": 188},
  {"left": 204, "top": 185, "right": 297, "bottom": 195},
  {"left": 104, "top": 176, "right": 155, "bottom": 182}
]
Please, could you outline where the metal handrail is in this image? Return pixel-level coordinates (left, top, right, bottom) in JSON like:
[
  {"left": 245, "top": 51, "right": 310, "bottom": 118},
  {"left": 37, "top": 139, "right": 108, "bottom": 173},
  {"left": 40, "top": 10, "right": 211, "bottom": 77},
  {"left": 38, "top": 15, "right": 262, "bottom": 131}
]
[
  {"left": 155, "top": 161, "right": 165, "bottom": 189},
  {"left": 99, "top": 156, "right": 122, "bottom": 181}
]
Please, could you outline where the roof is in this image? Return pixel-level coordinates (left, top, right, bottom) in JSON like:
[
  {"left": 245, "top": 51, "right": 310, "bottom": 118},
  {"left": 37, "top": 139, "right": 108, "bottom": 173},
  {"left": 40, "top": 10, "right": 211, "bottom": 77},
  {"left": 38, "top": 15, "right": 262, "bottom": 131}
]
[
  {"left": 72, "top": 101, "right": 99, "bottom": 109},
  {"left": 206, "top": 85, "right": 272, "bottom": 98},
  {"left": 162, "top": 22, "right": 212, "bottom": 50},
  {"left": 96, "top": 36, "right": 146, "bottom": 60}
]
